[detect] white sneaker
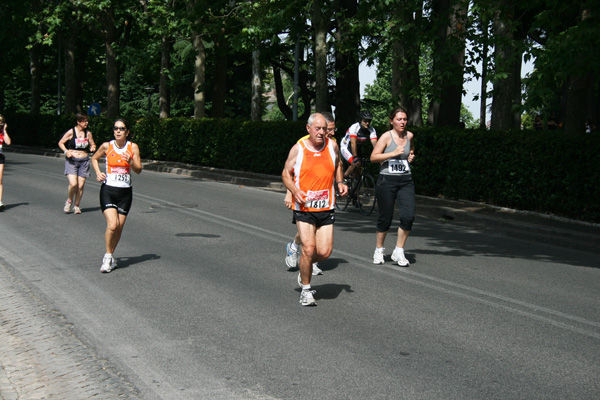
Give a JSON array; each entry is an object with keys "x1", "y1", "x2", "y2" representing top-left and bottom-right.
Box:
[
  {"x1": 297, "y1": 272, "x2": 303, "y2": 287},
  {"x1": 285, "y1": 242, "x2": 299, "y2": 269},
  {"x1": 64, "y1": 200, "x2": 72, "y2": 213},
  {"x1": 111, "y1": 256, "x2": 118, "y2": 270},
  {"x1": 373, "y1": 248, "x2": 385, "y2": 264},
  {"x1": 300, "y1": 289, "x2": 317, "y2": 306},
  {"x1": 100, "y1": 254, "x2": 114, "y2": 273},
  {"x1": 74, "y1": 206, "x2": 81, "y2": 214},
  {"x1": 312, "y1": 262, "x2": 323, "y2": 275},
  {"x1": 391, "y1": 249, "x2": 410, "y2": 267}
]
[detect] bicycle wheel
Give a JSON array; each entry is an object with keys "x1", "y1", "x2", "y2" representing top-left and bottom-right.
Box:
[
  {"x1": 335, "y1": 178, "x2": 353, "y2": 211},
  {"x1": 357, "y1": 173, "x2": 376, "y2": 216}
]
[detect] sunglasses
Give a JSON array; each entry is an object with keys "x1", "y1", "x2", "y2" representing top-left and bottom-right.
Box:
[{"x1": 113, "y1": 126, "x2": 127, "y2": 131}]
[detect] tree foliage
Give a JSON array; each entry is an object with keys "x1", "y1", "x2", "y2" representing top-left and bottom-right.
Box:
[{"x1": 0, "y1": 0, "x2": 597, "y2": 133}]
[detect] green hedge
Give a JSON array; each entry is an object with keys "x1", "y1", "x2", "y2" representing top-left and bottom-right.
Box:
[
  {"x1": 4, "y1": 113, "x2": 600, "y2": 222},
  {"x1": 414, "y1": 127, "x2": 600, "y2": 222},
  {"x1": 132, "y1": 117, "x2": 304, "y2": 174}
]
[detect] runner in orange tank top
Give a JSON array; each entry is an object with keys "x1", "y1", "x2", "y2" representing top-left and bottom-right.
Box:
[
  {"x1": 282, "y1": 113, "x2": 348, "y2": 306},
  {"x1": 92, "y1": 118, "x2": 142, "y2": 273},
  {"x1": 283, "y1": 112, "x2": 339, "y2": 276}
]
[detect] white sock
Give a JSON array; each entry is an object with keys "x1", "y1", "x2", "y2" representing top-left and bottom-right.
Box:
[
  {"x1": 301, "y1": 284, "x2": 311, "y2": 290},
  {"x1": 375, "y1": 247, "x2": 384, "y2": 252},
  {"x1": 394, "y1": 247, "x2": 404, "y2": 253},
  {"x1": 290, "y1": 242, "x2": 299, "y2": 251}
]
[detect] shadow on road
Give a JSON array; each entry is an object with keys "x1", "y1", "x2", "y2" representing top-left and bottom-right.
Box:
[
  {"x1": 114, "y1": 253, "x2": 161, "y2": 269},
  {"x1": 297, "y1": 283, "x2": 354, "y2": 301},
  {"x1": 175, "y1": 233, "x2": 221, "y2": 238},
  {"x1": 0, "y1": 202, "x2": 29, "y2": 211}
]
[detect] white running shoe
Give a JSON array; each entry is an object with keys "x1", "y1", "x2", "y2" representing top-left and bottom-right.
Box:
[
  {"x1": 64, "y1": 200, "x2": 72, "y2": 213},
  {"x1": 100, "y1": 254, "x2": 114, "y2": 273},
  {"x1": 312, "y1": 262, "x2": 323, "y2": 275},
  {"x1": 300, "y1": 289, "x2": 317, "y2": 306},
  {"x1": 391, "y1": 249, "x2": 410, "y2": 267},
  {"x1": 373, "y1": 248, "x2": 385, "y2": 264},
  {"x1": 297, "y1": 272, "x2": 302, "y2": 287},
  {"x1": 285, "y1": 242, "x2": 299, "y2": 269},
  {"x1": 74, "y1": 206, "x2": 81, "y2": 214},
  {"x1": 110, "y1": 256, "x2": 118, "y2": 270}
]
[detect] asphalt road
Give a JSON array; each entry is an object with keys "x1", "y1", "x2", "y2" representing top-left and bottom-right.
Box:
[{"x1": 1, "y1": 152, "x2": 598, "y2": 400}]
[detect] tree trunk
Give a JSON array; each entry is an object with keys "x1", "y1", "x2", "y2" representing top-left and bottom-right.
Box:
[
  {"x1": 29, "y1": 42, "x2": 42, "y2": 115},
  {"x1": 479, "y1": 16, "x2": 489, "y2": 129},
  {"x1": 312, "y1": 0, "x2": 329, "y2": 112},
  {"x1": 251, "y1": 48, "x2": 262, "y2": 121},
  {"x1": 586, "y1": 75, "x2": 599, "y2": 131},
  {"x1": 159, "y1": 35, "x2": 171, "y2": 119},
  {"x1": 105, "y1": 39, "x2": 120, "y2": 118},
  {"x1": 334, "y1": 0, "x2": 359, "y2": 129},
  {"x1": 76, "y1": 43, "x2": 87, "y2": 114},
  {"x1": 391, "y1": 1, "x2": 424, "y2": 127},
  {"x1": 428, "y1": 0, "x2": 467, "y2": 127},
  {"x1": 273, "y1": 66, "x2": 293, "y2": 120},
  {"x1": 563, "y1": 8, "x2": 593, "y2": 135},
  {"x1": 100, "y1": 9, "x2": 120, "y2": 119},
  {"x1": 212, "y1": 28, "x2": 227, "y2": 118},
  {"x1": 563, "y1": 73, "x2": 591, "y2": 135},
  {"x1": 192, "y1": 33, "x2": 206, "y2": 119},
  {"x1": 0, "y1": 47, "x2": 4, "y2": 111},
  {"x1": 490, "y1": 8, "x2": 522, "y2": 131},
  {"x1": 63, "y1": 34, "x2": 78, "y2": 115},
  {"x1": 392, "y1": 40, "x2": 423, "y2": 127}
]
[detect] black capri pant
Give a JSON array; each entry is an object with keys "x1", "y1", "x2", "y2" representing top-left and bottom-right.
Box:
[{"x1": 376, "y1": 174, "x2": 415, "y2": 232}]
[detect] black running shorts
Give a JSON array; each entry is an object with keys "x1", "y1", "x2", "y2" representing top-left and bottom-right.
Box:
[
  {"x1": 99, "y1": 184, "x2": 133, "y2": 215},
  {"x1": 293, "y1": 210, "x2": 335, "y2": 227}
]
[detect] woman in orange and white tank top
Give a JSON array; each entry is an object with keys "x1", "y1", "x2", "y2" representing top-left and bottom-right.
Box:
[
  {"x1": 92, "y1": 118, "x2": 142, "y2": 273},
  {"x1": 0, "y1": 114, "x2": 12, "y2": 211}
]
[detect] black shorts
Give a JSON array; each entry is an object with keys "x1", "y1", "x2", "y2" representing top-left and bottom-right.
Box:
[
  {"x1": 99, "y1": 184, "x2": 133, "y2": 215},
  {"x1": 0, "y1": 153, "x2": 5, "y2": 164},
  {"x1": 293, "y1": 210, "x2": 335, "y2": 227}
]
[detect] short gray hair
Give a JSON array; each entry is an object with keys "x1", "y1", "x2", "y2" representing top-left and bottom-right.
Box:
[{"x1": 307, "y1": 112, "x2": 324, "y2": 126}]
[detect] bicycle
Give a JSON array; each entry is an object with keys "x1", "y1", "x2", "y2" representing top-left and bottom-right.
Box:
[{"x1": 335, "y1": 159, "x2": 377, "y2": 216}]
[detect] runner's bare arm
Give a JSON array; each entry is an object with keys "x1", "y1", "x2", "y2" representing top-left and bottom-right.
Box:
[
  {"x1": 129, "y1": 143, "x2": 142, "y2": 174},
  {"x1": 282, "y1": 144, "x2": 306, "y2": 204},
  {"x1": 91, "y1": 142, "x2": 109, "y2": 181}
]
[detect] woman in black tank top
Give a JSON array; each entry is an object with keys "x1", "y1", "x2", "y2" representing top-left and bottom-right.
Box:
[{"x1": 58, "y1": 113, "x2": 97, "y2": 214}]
